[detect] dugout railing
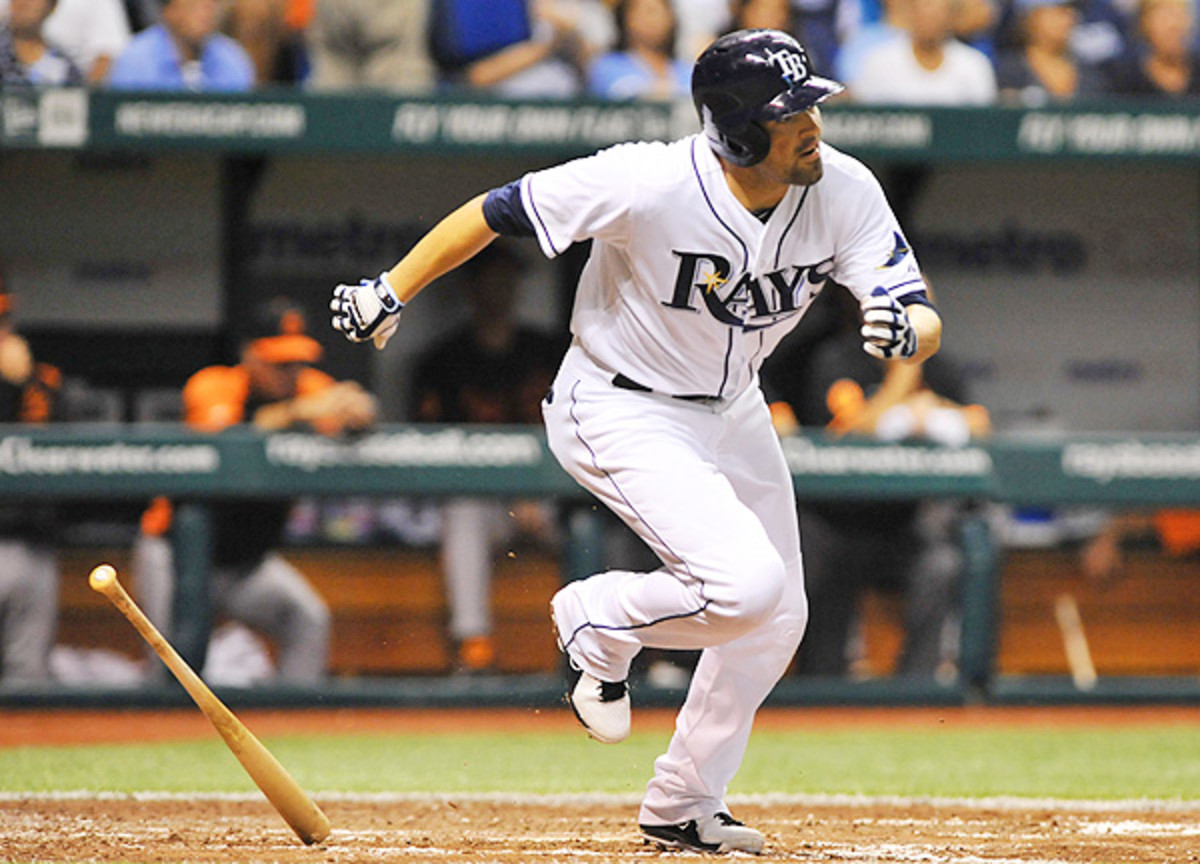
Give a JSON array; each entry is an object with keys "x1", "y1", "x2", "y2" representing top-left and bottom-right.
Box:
[{"x1": 1, "y1": 424, "x2": 1198, "y2": 708}]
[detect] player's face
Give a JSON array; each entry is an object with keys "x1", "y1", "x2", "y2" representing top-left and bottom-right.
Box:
[
  {"x1": 247, "y1": 355, "x2": 304, "y2": 402},
  {"x1": 164, "y1": 0, "x2": 227, "y2": 46},
  {"x1": 8, "y1": 0, "x2": 55, "y2": 34},
  {"x1": 759, "y1": 107, "x2": 825, "y2": 187}
]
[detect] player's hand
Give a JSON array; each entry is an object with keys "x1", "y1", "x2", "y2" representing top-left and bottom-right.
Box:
[
  {"x1": 331, "y1": 272, "x2": 404, "y2": 350},
  {"x1": 860, "y1": 288, "x2": 917, "y2": 360},
  {"x1": 0, "y1": 331, "x2": 33, "y2": 385}
]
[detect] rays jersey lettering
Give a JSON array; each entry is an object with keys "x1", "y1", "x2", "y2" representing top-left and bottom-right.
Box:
[{"x1": 664, "y1": 252, "x2": 834, "y2": 330}]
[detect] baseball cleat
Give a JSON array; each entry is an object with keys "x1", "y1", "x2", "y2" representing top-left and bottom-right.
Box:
[
  {"x1": 551, "y1": 599, "x2": 630, "y2": 744},
  {"x1": 565, "y1": 665, "x2": 630, "y2": 744},
  {"x1": 640, "y1": 812, "x2": 765, "y2": 855}
]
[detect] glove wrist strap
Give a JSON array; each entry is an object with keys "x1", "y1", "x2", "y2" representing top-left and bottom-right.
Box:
[{"x1": 375, "y1": 271, "x2": 404, "y2": 315}]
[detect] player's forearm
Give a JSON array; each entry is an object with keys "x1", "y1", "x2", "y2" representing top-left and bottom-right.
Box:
[
  {"x1": 384, "y1": 195, "x2": 499, "y2": 304},
  {"x1": 905, "y1": 304, "x2": 942, "y2": 365},
  {"x1": 251, "y1": 401, "x2": 297, "y2": 431}
]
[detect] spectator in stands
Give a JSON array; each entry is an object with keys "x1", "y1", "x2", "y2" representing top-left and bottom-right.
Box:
[
  {"x1": 122, "y1": 0, "x2": 161, "y2": 32},
  {"x1": 408, "y1": 243, "x2": 567, "y2": 673},
  {"x1": 718, "y1": 0, "x2": 846, "y2": 82},
  {"x1": 41, "y1": 0, "x2": 132, "y2": 85},
  {"x1": 991, "y1": 0, "x2": 1131, "y2": 69},
  {"x1": 838, "y1": 0, "x2": 996, "y2": 82},
  {"x1": 106, "y1": 0, "x2": 254, "y2": 90},
  {"x1": 672, "y1": 0, "x2": 733, "y2": 60},
  {"x1": 837, "y1": 0, "x2": 910, "y2": 83},
  {"x1": 1104, "y1": 0, "x2": 1198, "y2": 95},
  {"x1": 0, "y1": 280, "x2": 63, "y2": 685},
  {"x1": 227, "y1": 0, "x2": 311, "y2": 85},
  {"x1": 428, "y1": 0, "x2": 612, "y2": 99},
  {"x1": 764, "y1": 285, "x2": 989, "y2": 679},
  {"x1": 132, "y1": 299, "x2": 376, "y2": 684},
  {"x1": 306, "y1": 0, "x2": 433, "y2": 91},
  {"x1": 589, "y1": 0, "x2": 690, "y2": 100},
  {"x1": 995, "y1": 0, "x2": 1108, "y2": 103},
  {"x1": 724, "y1": 0, "x2": 847, "y2": 81},
  {"x1": 0, "y1": 0, "x2": 132, "y2": 84},
  {"x1": 850, "y1": 0, "x2": 998, "y2": 103},
  {"x1": 726, "y1": 0, "x2": 794, "y2": 32},
  {"x1": 0, "y1": 0, "x2": 84, "y2": 85}
]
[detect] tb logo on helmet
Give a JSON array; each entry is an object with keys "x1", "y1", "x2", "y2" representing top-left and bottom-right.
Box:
[{"x1": 764, "y1": 47, "x2": 808, "y2": 88}]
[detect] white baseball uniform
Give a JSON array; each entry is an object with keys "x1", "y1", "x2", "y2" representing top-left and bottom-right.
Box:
[{"x1": 525, "y1": 133, "x2": 924, "y2": 825}]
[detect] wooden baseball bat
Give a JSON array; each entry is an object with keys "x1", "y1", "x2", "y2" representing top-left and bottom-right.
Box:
[
  {"x1": 1054, "y1": 592, "x2": 1098, "y2": 692},
  {"x1": 88, "y1": 564, "x2": 332, "y2": 845}
]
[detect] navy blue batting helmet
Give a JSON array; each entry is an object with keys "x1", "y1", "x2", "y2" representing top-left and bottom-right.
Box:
[{"x1": 691, "y1": 29, "x2": 843, "y2": 167}]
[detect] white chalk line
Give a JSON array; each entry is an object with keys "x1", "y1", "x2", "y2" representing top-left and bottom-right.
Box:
[{"x1": 1, "y1": 789, "x2": 1198, "y2": 813}]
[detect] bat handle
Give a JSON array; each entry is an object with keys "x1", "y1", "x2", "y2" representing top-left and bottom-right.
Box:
[{"x1": 90, "y1": 564, "x2": 206, "y2": 697}]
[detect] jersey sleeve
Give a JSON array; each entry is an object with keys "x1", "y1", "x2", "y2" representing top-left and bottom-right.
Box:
[
  {"x1": 830, "y1": 168, "x2": 924, "y2": 305},
  {"x1": 519, "y1": 144, "x2": 638, "y2": 259}
]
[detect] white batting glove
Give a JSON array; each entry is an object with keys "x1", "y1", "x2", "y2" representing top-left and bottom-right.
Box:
[
  {"x1": 330, "y1": 271, "x2": 404, "y2": 350},
  {"x1": 861, "y1": 287, "x2": 917, "y2": 360}
]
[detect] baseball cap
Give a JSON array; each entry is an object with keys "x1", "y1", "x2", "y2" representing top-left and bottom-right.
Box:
[{"x1": 245, "y1": 298, "x2": 323, "y2": 365}]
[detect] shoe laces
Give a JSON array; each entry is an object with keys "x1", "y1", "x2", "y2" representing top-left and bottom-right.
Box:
[{"x1": 714, "y1": 812, "x2": 744, "y2": 827}]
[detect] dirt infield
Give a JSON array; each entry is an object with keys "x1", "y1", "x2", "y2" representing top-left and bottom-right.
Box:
[
  {"x1": 3, "y1": 706, "x2": 1199, "y2": 863},
  {"x1": 4, "y1": 795, "x2": 1200, "y2": 863}
]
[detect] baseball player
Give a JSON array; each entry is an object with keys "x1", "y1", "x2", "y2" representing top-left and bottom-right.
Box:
[
  {"x1": 133, "y1": 300, "x2": 374, "y2": 684},
  {"x1": 0, "y1": 285, "x2": 62, "y2": 684},
  {"x1": 331, "y1": 29, "x2": 942, "y2": 854}
]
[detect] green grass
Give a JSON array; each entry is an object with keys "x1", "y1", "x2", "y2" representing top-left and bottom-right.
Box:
[{"x1": 3, "y1": 725, "x2": 1199, "y2": 801}]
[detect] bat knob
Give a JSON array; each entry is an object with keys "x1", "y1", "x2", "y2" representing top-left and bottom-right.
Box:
[{"x1": 89, "y1": 564, "x2": 118, "y2": 593}]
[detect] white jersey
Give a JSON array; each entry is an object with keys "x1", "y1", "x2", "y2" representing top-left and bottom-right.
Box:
[
  {"x1": 852, "y1": 37, "x2": 997, "y2": 106},
  {"x1": 519, "y1": 133, "x2": 922, "y2": 400}
]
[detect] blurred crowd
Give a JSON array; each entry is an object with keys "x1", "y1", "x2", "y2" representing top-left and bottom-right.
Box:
[{"x1": 0, "y1": 0, "x2": 1197, "y2": 102}]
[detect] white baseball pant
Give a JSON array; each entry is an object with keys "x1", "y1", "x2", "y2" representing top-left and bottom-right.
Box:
[
  {"x1": 0, "y1": 539, "x2": 58, "y2": 682},
  {"x1": 132, "y1": 535, "x2": 331, "y2": 683},
  {"x1": 543, "y1": 343, "x2": 808, "y2": 826}
]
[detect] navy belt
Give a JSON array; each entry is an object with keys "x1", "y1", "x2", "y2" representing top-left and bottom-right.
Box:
[{"x1": 612, "y1": 373, "x2": 723, "y2": 405}]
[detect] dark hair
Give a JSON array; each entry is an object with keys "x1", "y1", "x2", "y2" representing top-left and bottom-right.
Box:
[{"x1": 613, "y1": 0, "x2": 679, "y2": 55}]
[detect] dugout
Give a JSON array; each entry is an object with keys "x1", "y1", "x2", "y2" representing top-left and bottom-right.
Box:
[{"x1": 1, "y1": 89, "x2": 1198, "y2": 707}]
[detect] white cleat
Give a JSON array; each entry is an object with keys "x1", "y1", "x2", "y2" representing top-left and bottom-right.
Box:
[
  {"x1": 551, "y1": 593, "x2": 631, "y2": 744},
  {"x1": 640, "y1": 812, "x2": 765, "y2": 855},
  {"x1": 566, "y1": 666, "x2": 630, "y2": 744}
]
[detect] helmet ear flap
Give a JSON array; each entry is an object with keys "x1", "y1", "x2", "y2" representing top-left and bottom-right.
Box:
[
  {"x1": 716, "y1": 120, "x2": 771, "y2": 167},
  {"x1": 700, "y1": 105, "x2": 772, "y2": 167},
  {"x1": 736, "y1": 121, "x2": 771, "y2": 166}
]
